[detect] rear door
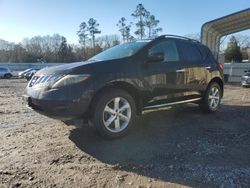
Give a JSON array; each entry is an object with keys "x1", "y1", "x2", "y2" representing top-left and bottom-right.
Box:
[{"x1": 176, "y1": 40, "x2": 208, "y2": 97}]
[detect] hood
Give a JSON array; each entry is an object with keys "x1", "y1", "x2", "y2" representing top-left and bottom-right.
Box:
[{"x1": 36, "y1": 61, "x2": 98, "y2": 75}]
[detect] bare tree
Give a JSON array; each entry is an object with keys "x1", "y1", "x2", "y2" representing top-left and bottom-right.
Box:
[
  {"x1": 0, "y1": 39, "x2": 15, "y2": 50},
  {"x1": 96, "y1": 34, "x2": 120, "y2": 50},
  {"x1": 234, "y1": 34, "x2": 250, "y2": 48}
]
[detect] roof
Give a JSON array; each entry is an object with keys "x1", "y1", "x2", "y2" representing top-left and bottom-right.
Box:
[{"x1": 201, "y1": 8, "x2": 250, "y2": 58}]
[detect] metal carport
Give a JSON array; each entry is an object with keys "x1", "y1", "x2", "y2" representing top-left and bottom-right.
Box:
[{"x1": 201, "y1": 8, "x2": 250, "y2": 59}]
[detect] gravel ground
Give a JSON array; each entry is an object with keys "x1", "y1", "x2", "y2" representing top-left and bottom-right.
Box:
[{"x1": 0, "y1": 79, "x2": 250, "y2": 188}]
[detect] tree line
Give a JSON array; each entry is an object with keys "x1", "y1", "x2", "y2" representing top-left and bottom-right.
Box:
[
  {"x1": 0, "y1": 3, "x2": 162, "y2": 63},
  {"x1": 0, "y1": 3, "x2": 249, "y2": 63},
  {"x1": 76, "y1": 4, "x2": 162, "y2": 49},
  {"x1": 0, "y1": 33, "x2": 121, "y2": 63}
]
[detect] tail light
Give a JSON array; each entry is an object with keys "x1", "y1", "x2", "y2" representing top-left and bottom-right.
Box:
[{"x1": 218, "y1": 63, "x2": 224, "y2": 71}]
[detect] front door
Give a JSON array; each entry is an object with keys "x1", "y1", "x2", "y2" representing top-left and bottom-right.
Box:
[{"x1": 141, "y1": 39, "x2": 188, "y2": 106}]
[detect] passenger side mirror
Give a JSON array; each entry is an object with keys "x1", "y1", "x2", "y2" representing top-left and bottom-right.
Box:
[{"x1": 147, "y1": 52, "x2": 164, "y2": 63}]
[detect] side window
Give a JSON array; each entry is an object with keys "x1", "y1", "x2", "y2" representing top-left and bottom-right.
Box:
[
  {"x1": 149, "y1": 40, "x2": 179, "y2": 62},
  {"x1": 178, "y1": 41, "x2": 202, "y2": 62}
]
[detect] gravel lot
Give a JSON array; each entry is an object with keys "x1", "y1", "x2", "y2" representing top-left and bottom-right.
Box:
[{"x1": 0, "y1": 79, "x2": 250, "y2": 188}]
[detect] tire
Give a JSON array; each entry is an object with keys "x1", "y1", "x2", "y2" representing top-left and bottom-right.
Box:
[
  {"x1": 4, "y1": 74, "x2": 12, "y2": 79},
  {"x1": 242, "y1": 84, "x2": 249, "y2": 88},
  {"x1": 199, "y1": 82, "x2": 222, "y2": 113},
  {"x1": 91, "y1": 88, "x2": 136, "y2": 139}
]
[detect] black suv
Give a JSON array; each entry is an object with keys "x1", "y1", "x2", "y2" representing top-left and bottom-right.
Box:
[{"x1": 24, "y1": 35, "x2": 224, "y2": 139}]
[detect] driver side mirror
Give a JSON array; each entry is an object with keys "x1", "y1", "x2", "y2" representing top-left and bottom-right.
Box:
[{"x1": 147, "y1": 52, "x2": 164, "y2": 63}]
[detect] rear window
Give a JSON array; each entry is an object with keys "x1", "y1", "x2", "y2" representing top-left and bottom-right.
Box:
[{"x1": 178, "y1": 41, "x2": 202, "y2": 62}]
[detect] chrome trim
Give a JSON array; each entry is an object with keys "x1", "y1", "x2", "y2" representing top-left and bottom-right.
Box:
[
  {"x1": 143, "y1": 98, "x2": 202, "y2": 110},
  {"x1": 176, "y1": 69, "x2": 185, "y2": 73}
]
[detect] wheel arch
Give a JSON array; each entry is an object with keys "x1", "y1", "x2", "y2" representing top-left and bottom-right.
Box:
[
  {"x1": 209, "y1": 77, "x2": 224, "y2": 96},
  {"x1": 88, "y1": 81, "x2": 142, "y2": 117}
]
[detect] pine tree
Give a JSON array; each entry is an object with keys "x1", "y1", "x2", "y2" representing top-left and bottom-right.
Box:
[
  {"x1": 131, "y1": 4, "x2": 150, "y2": 39},
  {"x1": 145, "y1": 15, "x2": 162, "y2": 38},
  {"x1": 225, "y1": 36, "x2": 243, "y2": 62},
  {"x1": 87, "y1": 18, "x2": 101, "y2": 49},
  {"x1": 77, "y1": 22, "x2": 88, "y2": 49},
  {"x1": 117, "y1": 17, "x2": 132, "y2": 42}
]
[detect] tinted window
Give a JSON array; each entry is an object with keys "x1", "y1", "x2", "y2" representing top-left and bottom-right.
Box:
[
  {"x1": 149, "y1": 40, "x2": 179, "y2": 62},
  {"x1": 197, "y1": 45, "x2": 210, "y2": 60},
  {"x1": 178, "y1": 41, "x2": 202, "y2": 61},
  {"x1": 0, "y1": 68, "x2": 7, "y2": 71}
]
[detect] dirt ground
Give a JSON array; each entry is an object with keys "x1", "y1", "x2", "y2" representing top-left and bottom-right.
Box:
[{"x1": 0, "y1": 79, "x2": 250, "y2": 188}]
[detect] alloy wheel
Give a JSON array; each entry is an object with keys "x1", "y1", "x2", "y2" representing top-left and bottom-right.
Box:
[
  {"x1": 208, "y1": 87, "x2": 220, "y2": 109},
  {"x1": 103, "y1": 97, "x2": 131, "y2": 133}
]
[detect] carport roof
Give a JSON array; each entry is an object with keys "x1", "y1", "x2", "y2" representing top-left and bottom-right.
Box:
[{"x1": 201, "y1": 8, "x2": 250, "y2": 57}]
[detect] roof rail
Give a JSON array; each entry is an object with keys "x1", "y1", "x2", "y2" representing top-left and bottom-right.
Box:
[{"x1": 155, "y1": 34, "x2": 200, "y2": 43}]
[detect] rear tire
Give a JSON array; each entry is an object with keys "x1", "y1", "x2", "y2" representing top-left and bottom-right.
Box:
[
  {"x1": 91, "y1": 88, "x2": 136, "y2": 139},
  {"x1": 200, "y1": 82, "x2": 222, "y2": 113}
]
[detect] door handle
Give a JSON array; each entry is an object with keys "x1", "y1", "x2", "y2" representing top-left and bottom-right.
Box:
[
  {"x1": 205, "y1": 66, "x2": 211, "y2": 70},
  {"x1": 176, "y1": 69, "x2": 185, "y2": 73}
]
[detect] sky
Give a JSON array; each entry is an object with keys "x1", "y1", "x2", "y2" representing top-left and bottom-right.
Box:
[{"x1": 0, "y1": 0, "x2": 249, "y2": 44}]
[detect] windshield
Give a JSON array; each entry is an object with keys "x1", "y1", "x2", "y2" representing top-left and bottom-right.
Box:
[{"x1": 89, "y1": 41, "x2": 149, "y2": 61}]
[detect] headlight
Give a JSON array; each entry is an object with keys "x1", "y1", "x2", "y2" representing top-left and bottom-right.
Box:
[{"x1": 51, "y1": 74, "x2": 90, "y2": 88}]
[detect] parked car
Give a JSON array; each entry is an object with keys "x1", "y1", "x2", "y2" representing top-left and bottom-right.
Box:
[
  {"x1": 241, "y1": 70, "x2": 250, "y2": 87},
  {"x1": 0, "y1": 67, "x2": 12, "y2": 79},
  {"x1": 18, "y1": 68, "x2": 34, "y2": 78},
  {"x1": 24, "y1": 35, "x2": 224, "y2": 139},
  {"x1": 24, "y1": 69, "x2": 39, "y2": 81}
]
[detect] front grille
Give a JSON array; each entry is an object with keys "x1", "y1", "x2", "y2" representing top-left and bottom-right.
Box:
[
  {"x1": 29, "y1": 75, "x2": 62, "y2": 87},
  {"x1": 29, "y1": 76, "x2": 40, "y2": 87}
]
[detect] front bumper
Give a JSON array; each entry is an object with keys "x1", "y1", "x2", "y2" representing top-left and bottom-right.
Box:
[
  {"x1": 242, "y1": 82, "x2": 250, "y2": 86},
  {"x1": 24, "y1": 83, "x2": 94, "y2": 120},
  {"x1": 241, "y1": 79, "x2": 250, "y2": 86}
]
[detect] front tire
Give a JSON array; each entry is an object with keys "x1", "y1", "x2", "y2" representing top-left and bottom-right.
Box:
[
  {"x1": 91, "y1": 88, "x2": 136, "y2": 139},
  {"x1": 200, "y1": 82, "x2": 222, "y2": 113}
]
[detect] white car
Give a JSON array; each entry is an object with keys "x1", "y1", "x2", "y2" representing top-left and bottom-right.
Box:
[
  {"x1": 0, "y1": 67, "x2": 12, "y2": 79},
  {"x1": 24, "y1": 69, "x2": 39, "y2": 81},
  {"x1": 18, "y1": 68, "x2": 34, "y2": 78},
  {"x1": 241, "y1": 70, "x2": 250, "y2": 87}
]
